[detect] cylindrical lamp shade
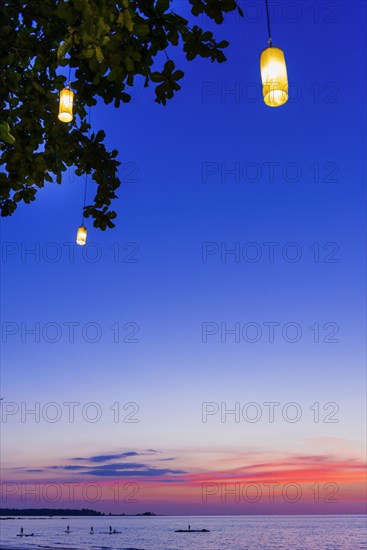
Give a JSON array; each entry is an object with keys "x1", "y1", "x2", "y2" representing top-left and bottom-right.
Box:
[
  {"x1": 260, "y1": 47, "x2": 288, "y2": 107},
  {"x1": 76, "y1": 225, "x2": 87, "y2": 246},
  {"x1": 58, "y1": 87, "x2": 74, "y2": 122}
]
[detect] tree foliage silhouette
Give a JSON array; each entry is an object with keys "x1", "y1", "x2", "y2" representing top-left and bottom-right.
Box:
[{"x1": 0, "y1": 0, "x2": 242, "y2": 229}]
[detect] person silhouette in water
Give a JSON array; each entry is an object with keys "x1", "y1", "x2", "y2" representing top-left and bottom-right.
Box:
[
  {"x1": 90, "y1": 527, "x2": 94, "y2": 534},
  {"x1": 188, "y1": 525, "x2": 191, "y2": 531}
]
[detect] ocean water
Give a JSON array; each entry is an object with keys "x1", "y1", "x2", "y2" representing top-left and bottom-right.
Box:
[{"x1": 0, "y1": 515, "x2": 366, "y2": 550}]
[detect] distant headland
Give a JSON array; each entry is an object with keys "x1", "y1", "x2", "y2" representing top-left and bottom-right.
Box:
[
  {"x1": 0, "y1": 508, "x2": 103, "y2": 517},
  {"x1": 0, "y1": 508, "x2": 157, "y2": 517}
]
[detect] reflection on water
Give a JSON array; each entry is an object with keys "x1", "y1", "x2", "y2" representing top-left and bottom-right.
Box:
[{"x1": 0, "y1": 515, "x2": 366, "y2": 550}]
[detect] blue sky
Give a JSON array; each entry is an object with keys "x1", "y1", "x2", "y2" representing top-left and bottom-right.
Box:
[{"x1": 1, "y1": 0, "x2": 366, "y2": 514}]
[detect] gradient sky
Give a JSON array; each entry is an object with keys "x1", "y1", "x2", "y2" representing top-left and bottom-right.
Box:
[{"x1": 1, "y1": 0, "x2": 366, "y2": 515}]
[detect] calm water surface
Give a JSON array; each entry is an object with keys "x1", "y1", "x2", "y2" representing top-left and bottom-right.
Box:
[{"x1": 0, "y1": 515, "x2": 366, "y2": 550}]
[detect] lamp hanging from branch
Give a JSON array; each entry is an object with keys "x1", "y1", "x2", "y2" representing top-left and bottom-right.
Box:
[
  {"x1": 76, "y1": 223, "x2": 87, "y2": 246},
  {"x1": 58, "y1": 85, "x2": 74, "y2": 122},
  {"x1": 76, "y1": 173, "x2": 88, "y2": 246},
  {"x1": 76, "y1": 107, "x2": 91, "y2": 246},
  {"x1": 260, "y1": 0, "x2": 288, "y2": 107}
]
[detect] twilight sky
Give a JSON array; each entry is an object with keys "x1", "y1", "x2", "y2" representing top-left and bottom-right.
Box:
[{"x1": 1, "y1": 0, "x2": 366, "y2": 515}]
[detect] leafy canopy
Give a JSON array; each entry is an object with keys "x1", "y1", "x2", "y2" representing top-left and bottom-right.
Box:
[{"x1": 0, "y1": 0, "x2": 243, "y2": 229}]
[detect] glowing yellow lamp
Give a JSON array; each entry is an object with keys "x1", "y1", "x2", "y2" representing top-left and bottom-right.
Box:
[
  {"x1": 260, "y1": 46, "x2": 288, "y2": 107},
  {"x1": 76, "y1": 225, "x2": 87, "y2": 246},
  {"x1": 58, "y1": 86, "x2": 74, "y2": 122}
]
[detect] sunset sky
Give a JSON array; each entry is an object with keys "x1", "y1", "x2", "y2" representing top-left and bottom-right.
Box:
[{"x1": 1, "y1": 1, "x2": 366, "y2": 515}]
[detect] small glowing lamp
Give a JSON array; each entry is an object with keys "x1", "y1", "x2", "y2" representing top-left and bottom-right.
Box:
[
  {"x1": 76, "y1": 225, "x2": 87, "y2": 246},
  {"x1": 58, "y1": 86, "x2": 74, "y2": 122},
  {"x1": 260, "y1": 46, "x2": 288, "y2": 107}
]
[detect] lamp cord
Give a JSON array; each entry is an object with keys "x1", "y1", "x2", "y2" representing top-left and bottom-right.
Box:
[
  {"x1": 81, "y1": 172, "x2": 87, "y2": 225},
  {"x1": 265, "y1": 0, "x2": 272, "y2": 46},
  {"x1": 81, "y1": 107, "x2": 91, "y2": 226}
]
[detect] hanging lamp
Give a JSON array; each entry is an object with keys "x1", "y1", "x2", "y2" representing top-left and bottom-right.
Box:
[
  {"x1": 76, "y1": 224, "x2": 87, "y2": 245},
  {"x1": 260, "y1": 0, "x2": 288, "y2": 107},
  {"x1": 76, "y1": 172, "x2": 88, "y2": 246},
  {"x1": 58, "y1": 85, "x2": 74, "y2": 122}
]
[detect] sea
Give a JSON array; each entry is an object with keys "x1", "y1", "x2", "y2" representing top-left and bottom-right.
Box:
[{"x1": 0, "y1": 515, "x2": 366, "y2": 550}]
